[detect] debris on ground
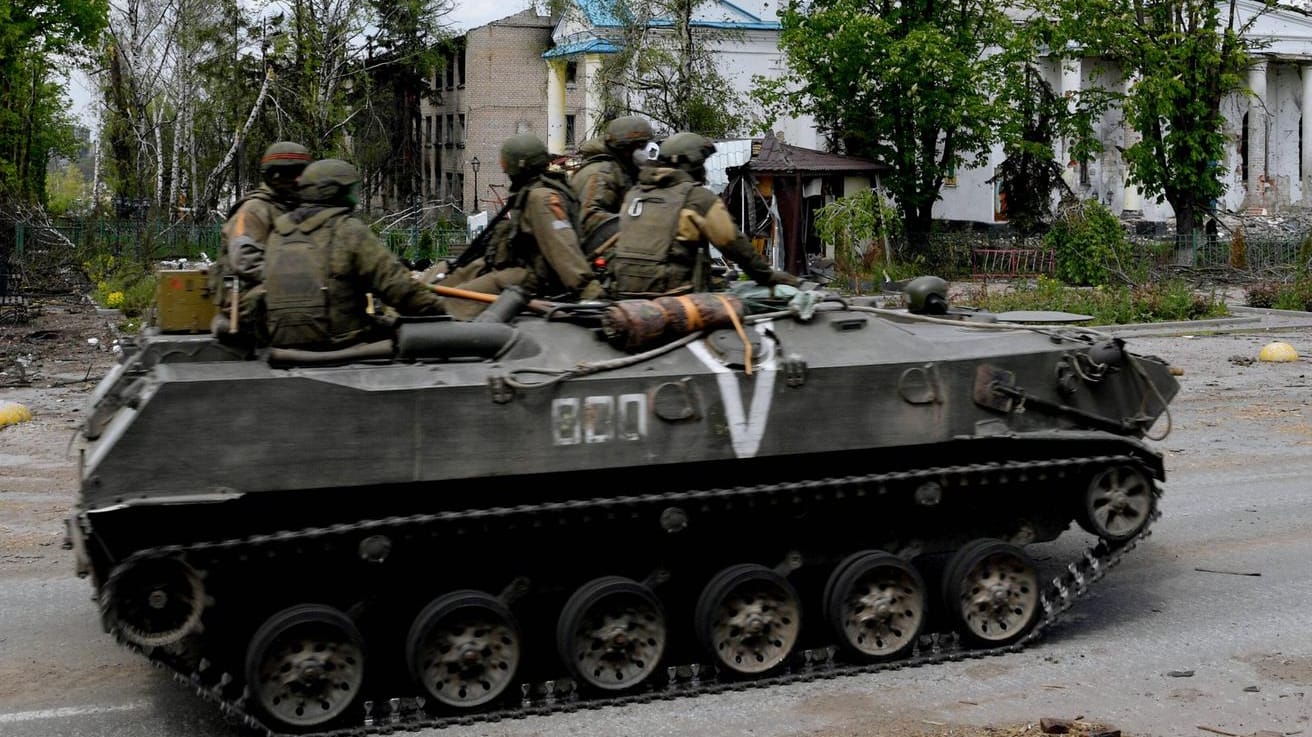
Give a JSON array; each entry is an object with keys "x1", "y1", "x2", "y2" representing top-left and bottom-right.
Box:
[
  {"x1": 1258, "y1": 341, "x2": 1299, "y2": 362},
  {"x1": 0, "y1": 400, "x2": 33, "y2": 427}
]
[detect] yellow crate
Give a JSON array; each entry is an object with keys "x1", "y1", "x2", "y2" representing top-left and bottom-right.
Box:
[{"x1": 155, "y1": 269, "x2": 218, "y2": 333}]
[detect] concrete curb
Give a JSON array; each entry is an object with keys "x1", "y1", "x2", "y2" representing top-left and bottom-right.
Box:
[{"x1": 1106, "y1": 304, "x2": 1312, "y2": 337}]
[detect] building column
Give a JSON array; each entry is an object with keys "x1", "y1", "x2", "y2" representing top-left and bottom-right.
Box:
[
  {"x1": 1246, "y1": 60, "x2": 1268, "y2": 209},
  {"x1": 1059, "y1": 59, "x2": 1083, "y2": 190},
  {"x1": 546, "y1": 59, "x2": 567, "y2": 154},
  {"x1": 1122, "y1": 72, "x2": 1143, "y2": 217},
  {"x1": 1302, "y1": 64, "x2": 1312, "y2": 202},
  {"x1": 583, "y1": 54, "x2": 604, "y2": 139}
]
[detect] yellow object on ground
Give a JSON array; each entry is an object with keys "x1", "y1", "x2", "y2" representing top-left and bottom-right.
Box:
[
  {"x1": 1258, "y1": 341, "x2": 1300, "y2": 362},
  {"x1": 0, "y1": 401, "x2": 34, "y2": 427}
]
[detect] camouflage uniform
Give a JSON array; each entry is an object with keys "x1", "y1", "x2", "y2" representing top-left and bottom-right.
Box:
[
  {"x1": 569, "y1": 117, "x2": 654, "y2": 254},
  {"x1": 262, "y1": 160, "x2": 443, "y2": 349},
  {"x1": 218, "y1": 184, "x2": 286, "y2": 285},
  {"x1": 610, "y1": 165, "x2": 799, "y2": 296},
  {"x1": 210, "y1": 142, "x2": 311, "y2": 337},
  {"x1": 443, "y1": 134, "x2": 601, "y2": 320}
]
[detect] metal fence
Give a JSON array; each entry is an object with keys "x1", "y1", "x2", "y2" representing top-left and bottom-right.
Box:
[
  {"x1": 17, "y1": 220, "x2": 469, "y2": 266},
  {"x1": 911, "y1": 231, "x2": 1307, "y2": 281},
  {"x1": 379, "y1": 227, "x2": 468, "y2": 265},
  {"x1": 28, "y1": 220, "x2": 224, "y2": 262}
]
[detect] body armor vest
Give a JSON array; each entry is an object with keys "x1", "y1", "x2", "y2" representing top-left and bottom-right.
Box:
[
  {"x1": 263, "y1": 218, "x2": 337, "y2": 348},
  {"x1": 610, "y1": 180, "x2": 697, "y2": 295}
]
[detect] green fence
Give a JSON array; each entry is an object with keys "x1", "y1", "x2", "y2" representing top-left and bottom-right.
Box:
[
  {"x1": 20, "y1": 220, "x2": 469, "y2": 267},
  {"x1": 909, "y1": 231, "x2": 1306, "y2": 280},
  {"x1": 378, "y1": 227, "x2": 468, "y2": 265},
  {"x1": 29, "y1": 220, "x2": 223, "y2": 262}
]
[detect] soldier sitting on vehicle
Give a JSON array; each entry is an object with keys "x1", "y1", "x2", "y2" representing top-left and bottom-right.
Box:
[
  {"x1": 608, "y1": 132, "x2": 800, "y2": 297},
  {"x1": 210, "y1": 141, "x2": 312, "y2": 339},
  {"x1": 436, "y1": 133, "x2": 604, "y2": 320},
  {"x1": 569, "y1": 115, "x2": 655, "y2": 256},
  {"x1": 261, "y1": 159, "x2": 445, "y2": 349}
]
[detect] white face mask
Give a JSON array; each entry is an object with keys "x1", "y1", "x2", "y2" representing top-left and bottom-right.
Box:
[{"x1": 633, "y1": 141, "x2": 659, "y2": 168}]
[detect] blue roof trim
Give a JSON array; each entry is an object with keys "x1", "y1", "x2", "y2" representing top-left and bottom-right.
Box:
[
  {"x1": 576, "y1": 0, "x2": 624, "y2": 26},
  {"x1": 543, "y1": 38, "x2": 621, "y2": 58},
  {"x1": 572, "y1": 0, "x2": 778, "y2": 29},
  {"x1": 645, "y1": 18, "x2": 779, "y2": 30},
  {"x1": 717, "y1": 0, "x2": 765, "y2": 22}
]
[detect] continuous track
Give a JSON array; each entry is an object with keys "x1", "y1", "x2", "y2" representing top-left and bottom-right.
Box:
[{"x1": 97, "y1": 452, "x2": 1161, "y2": 737}]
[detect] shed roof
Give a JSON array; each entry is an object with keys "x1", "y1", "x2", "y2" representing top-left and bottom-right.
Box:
[{"x1": 738, "y1": 132, "x2": 886, "y2": 175}]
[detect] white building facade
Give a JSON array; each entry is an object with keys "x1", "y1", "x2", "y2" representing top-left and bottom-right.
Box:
[
  {"x1": 938, "y1": 1, "x2": 1312, "y2": 226},
  {"x1": 543, "y1": 0, "x2": 819, "y2": 152}
]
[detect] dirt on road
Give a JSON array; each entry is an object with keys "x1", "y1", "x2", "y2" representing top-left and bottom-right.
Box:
[
  {"x1": 1, "y1": 297, "x2": 117, "y2": 576},
  {"x1": 9, "y1": 295, "x2": 1309, "y2": 737}
]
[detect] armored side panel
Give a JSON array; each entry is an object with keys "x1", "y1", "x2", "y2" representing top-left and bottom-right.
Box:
[{"x1": 67, "y1": 290, "x2": 1180, "y2": 735}]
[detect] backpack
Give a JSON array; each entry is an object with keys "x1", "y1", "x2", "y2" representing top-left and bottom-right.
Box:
[
  {"x1": 609, "y1": 180, "x2": 697, "y2": 295},
  {"x1": 263, "y1": 225, "x2": 334, "y2": 348}
]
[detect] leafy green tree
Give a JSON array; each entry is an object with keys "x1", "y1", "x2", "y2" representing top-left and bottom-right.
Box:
[
  {"x1": 755, "y1": 0, "x2": 1020, "y2": 252},
  {"x1": 0, "y1": 0, "x2": 107, "y2": 202},
  {"x1": 46, "y1": 160, "x2": 90, "y2": 216},
  {"x1": 814, "y1": 188, "x2": 902, "y2": 291},
  {"x1": 1038, "y1": 0, "x2": 1264, "y2": 242},
  {"x1": 993, "y1": 60, "x2": 1110, "y2": 238}
]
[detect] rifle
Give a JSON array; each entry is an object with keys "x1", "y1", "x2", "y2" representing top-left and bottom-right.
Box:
[{"x1": 452, "y1": 198, "x2": 516, "y2": 271}]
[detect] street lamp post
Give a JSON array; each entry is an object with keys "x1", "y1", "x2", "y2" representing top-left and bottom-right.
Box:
[{"x1": 470, "y1": 156, "x2": 480, "y2": 214}]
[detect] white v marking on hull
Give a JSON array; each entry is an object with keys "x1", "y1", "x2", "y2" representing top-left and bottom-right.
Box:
[{"x1": 686, "y1": 320, "x2": 777, "y2": 458}]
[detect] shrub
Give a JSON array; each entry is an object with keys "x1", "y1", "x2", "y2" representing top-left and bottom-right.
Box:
[
  {"x1": 1272, "y1": 274, "x2": 1312, "y2": 312},
  {"x1": 1229, "y1": 226, "x2": 1248, "y2": 269},
  {"x1": 961, "y1": 277, "x2": 1226, "y2": 325},
  {"x1": 1245, "y1": 281, "x2": 1280, "y2": 308},
  {"x1": 84, "y1": 254, "x2": 158, "y2": 319},
  {"x1": 1045, "y1": 199, "x2": 1131, "y2": 286},
  {"x1": 1246, "y1": 277, "x2": 1312, "y2": 312}
]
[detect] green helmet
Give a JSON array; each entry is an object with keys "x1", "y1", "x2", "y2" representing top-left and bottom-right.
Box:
[
  {"x1": 298, "y1": 159, "x2": 360, "y2": 205},
  {"x1": 604, "y1": 116, "x2": 654, "y2": 149},
  {"x1": 259, "y1": 141, "x2": 312, "y2": 174},
  {"x1": 499, "y1": 134, "x2": 550, "y2": 181},
  {"x1": 905, "y1": 275, "x2": 949, "y2": 314},
  {"x1": 657, "y1": 132, "x2": 716, "y2": 170}
]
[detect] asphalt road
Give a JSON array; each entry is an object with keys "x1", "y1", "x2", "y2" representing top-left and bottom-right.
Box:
[{"x1": 2, "y1": 317, "x2": 1309, "y2": 737}]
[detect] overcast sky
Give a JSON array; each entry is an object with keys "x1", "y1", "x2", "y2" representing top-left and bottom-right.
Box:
[
  {"x1": 452, "y1": 0, "x2": 535, "y2": 30},
  {"x1": 65, "y1": 1, "x2": 538, "y2": 130}
]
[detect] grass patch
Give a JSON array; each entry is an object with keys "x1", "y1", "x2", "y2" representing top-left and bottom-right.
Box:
[
  {"x1": 1245, "y1": 275, "x2": 1312, "y2": 311},
  {"x1": 955, "y1": 277, "x2": 1229, "y2": 326},
  {"x1": 83, "y1": 254, "x2": 158, "y2": 328}
]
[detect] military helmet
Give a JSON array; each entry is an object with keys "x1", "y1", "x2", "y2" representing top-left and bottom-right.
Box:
[
  {"x1": 905, "y1": 275, "x2": 950, "y2": 315},
  {"x1": 657, "y1": 132, "x2": 716, "y2": 170},
  {"x1": 604, "y1": 116, "x2": 654, "y2": 149},
  {"x1": 298, "y1": 158, "x2": 360, "y2": 205},
  {"x1": 259, "y1": 141, "x2": 312, "y2": 174},
  {"x1": 499, "y1": 134, "x2": 551, "y2": 180}
]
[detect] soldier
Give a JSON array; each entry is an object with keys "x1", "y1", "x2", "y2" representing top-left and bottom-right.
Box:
[
  {"x1": 569, "y1": 115, "x2": 654, "y2": 255},
  {"x1": 210, "y1": 141, "x2": 312, "y2": 336},
  {"x1": 262, "y1": 159, "x2": 444, "y2": 349},
  {"x1": 440, "y1": 133, "x2": 603, "y2": 320},
  {"x1": 608, "y1": 132, "x2": 800, "y2": 297}
]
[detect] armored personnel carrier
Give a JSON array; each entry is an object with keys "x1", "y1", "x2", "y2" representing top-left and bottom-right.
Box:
[{"x1": 66, "y1": 282, "x2": 1179, "y2": 734}]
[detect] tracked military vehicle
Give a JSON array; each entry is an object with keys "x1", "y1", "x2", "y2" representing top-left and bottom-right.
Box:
[{"x1": 66, "y1": 281, "x2": 1179, "y2": 735}]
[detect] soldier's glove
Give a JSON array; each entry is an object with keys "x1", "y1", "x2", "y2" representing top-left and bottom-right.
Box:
[
  {"x1": 768, "y1": 271, "x2": 802, "y2": 288},
  {"x1": 579, "y1": 280, "x2": 608, "y2": 301}
]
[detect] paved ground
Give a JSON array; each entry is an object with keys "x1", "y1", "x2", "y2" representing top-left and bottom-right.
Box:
[{"x1": 2, "y1": 296, "x2": 1310, "y2": 737}]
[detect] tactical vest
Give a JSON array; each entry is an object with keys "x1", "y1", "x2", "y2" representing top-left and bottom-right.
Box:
[
  {"x1": 263, "y1": 219, "x2": 336, "y2": 349},
  {"x1": 609, "y1": 180, "x2": 697, "y2": 295},
  {"x1": 492, "y1": 174, "x2": 581, "y2": 293},
  {"x1": 209, "y1": 189, "x2": 281, "y2": 307}
]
